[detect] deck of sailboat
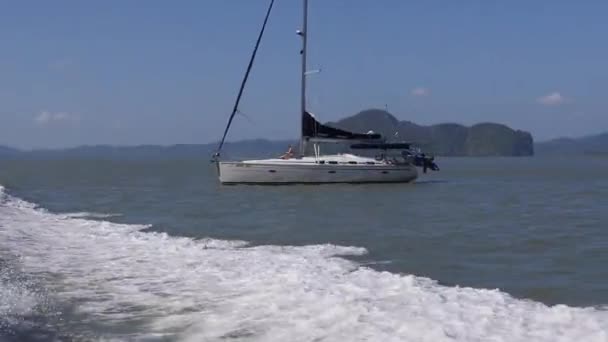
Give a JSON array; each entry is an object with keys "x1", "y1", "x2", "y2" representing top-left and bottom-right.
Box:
[
  {"x1": 233, "y1": 154, "x2": 389, "y2": 166},
  {"x1": 220, "y1": 154, "x2": 417, "y2": 169}
]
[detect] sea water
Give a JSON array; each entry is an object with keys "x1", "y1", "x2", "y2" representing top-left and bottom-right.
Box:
[{"x1": 1, "y1": 157, "x2": 607, "y2": 341}]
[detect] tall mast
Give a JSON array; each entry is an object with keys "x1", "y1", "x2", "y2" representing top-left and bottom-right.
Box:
[{"x1": 298, "y1": 0, "x2": 309, "y2": 155}]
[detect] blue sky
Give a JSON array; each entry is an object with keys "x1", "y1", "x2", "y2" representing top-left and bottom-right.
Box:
[{"x1": 1, "y1": 0, "x2": 607, "y2": 149}]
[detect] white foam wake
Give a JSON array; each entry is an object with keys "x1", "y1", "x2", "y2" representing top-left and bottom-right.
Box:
[
  {"x1": 0, "y1": 267, "x2": 38, "y2": 332},
  {"x1": 0, "y1": 185, "x2": 607, "y2": 341},
  {"x1": 63, "y1": 212, "x2": 123, "y2": 219}
]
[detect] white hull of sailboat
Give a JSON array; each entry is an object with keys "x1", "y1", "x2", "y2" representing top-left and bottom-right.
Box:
[{"x1": 218, "y1": 159, "x2": 418, "y2": 184}]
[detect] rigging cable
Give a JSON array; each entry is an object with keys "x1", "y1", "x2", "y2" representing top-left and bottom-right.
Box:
[{"x1": 213, "y1": 0, "x2": 275, "y2": 160}]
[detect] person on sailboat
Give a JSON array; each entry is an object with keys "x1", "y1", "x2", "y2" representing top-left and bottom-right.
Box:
[{"x1": 280, "y1": 145, "x2": 295, "y2": 159}]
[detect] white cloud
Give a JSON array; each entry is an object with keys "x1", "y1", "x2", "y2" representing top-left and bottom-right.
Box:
[
  {"x1": 35, "y1": 111, "x2": 76, "y2": 124},
  {"x1": 537, "y1": 92, "x2": 565, "y2": 106},
  {"x1": 411, "y1": 87, "x2": 429, "y2": 97}
]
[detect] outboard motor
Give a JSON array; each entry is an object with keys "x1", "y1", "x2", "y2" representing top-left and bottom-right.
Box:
[
  {"x1": 422, "y1": 155, "x2": 440, "y2": 173},
  {"x1": 404, "y1": 150, "x2": 439, "y2": 173}
]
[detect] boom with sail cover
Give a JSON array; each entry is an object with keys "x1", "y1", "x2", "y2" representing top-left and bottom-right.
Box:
[
  {"x1": 302, "y1": 111, "x2": 382, "y2": 141},
  {"x1": 350, "y1": 142, "x2": 411, "y2": 150}
]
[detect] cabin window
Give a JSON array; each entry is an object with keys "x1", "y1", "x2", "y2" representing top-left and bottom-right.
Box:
[
  {"x1": 318, "y1": 160, "x2": 325, "y2": 164},
  {"x1": 328, "y1": 171, "x2": 336, "y2": 174},
  {"x1": 348, "y1": 161, "x2": 357, "y2": 164},
  {"x1": 268, "y1": 170, "x2": 277, "y2": 173},
  {"x1": 328, "y1": 161, "x2": 338, "y2": 165},
  {"x1": 382, "y1": 171, "x2": 389, "y2": 174},
  {"x1": 366, "y1": 161, "x2": 375, "y2": 165}
]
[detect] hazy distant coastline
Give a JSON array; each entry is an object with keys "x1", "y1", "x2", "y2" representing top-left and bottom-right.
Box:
[{"x1": 2, "y1": 109, "x2": 606, "y2": 160}]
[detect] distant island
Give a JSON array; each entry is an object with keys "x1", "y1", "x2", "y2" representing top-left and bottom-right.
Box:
[{"x1": 1, "y1": 109, "x2": 545, "y2": 159}]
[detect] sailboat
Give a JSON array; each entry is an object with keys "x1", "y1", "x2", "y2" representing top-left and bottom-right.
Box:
[{"x1": 212, "y1": 0, "x2": 438, "y2": 184}]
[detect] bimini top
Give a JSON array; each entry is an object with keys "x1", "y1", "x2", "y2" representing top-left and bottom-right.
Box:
[
  {"x1": 350, "y1": 142, "x2": 411, "y2": 150},
  {"x1": 302, "y1": 111, "x2": 382, "y2": 141}
]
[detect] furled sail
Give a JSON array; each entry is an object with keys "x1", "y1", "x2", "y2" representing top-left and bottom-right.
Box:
[{"x1": 302, "y1": 111, "x2": 382, "y2": 141}]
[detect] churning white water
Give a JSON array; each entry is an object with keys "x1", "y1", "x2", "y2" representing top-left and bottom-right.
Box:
[{"x1": 1, "y1": 185, "x2": 607, "y2": 341}]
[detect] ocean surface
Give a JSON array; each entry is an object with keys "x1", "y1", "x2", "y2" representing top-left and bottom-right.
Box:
[{"x1": 1, "y1": 156, "x2": 607, "y2": 341}]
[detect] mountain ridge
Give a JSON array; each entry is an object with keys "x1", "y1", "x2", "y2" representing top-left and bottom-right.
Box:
[{"x1": 328, "y1": 109, "x2": 534, "y2": 156}]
